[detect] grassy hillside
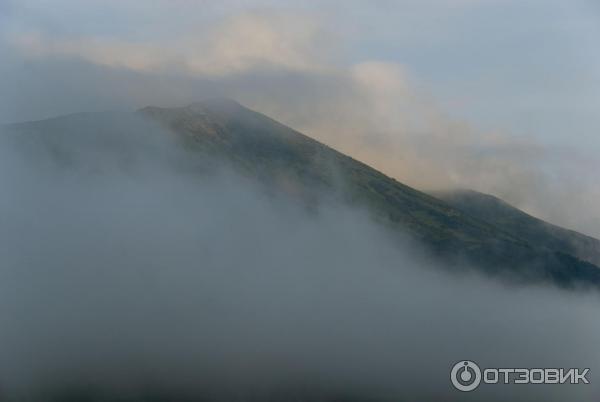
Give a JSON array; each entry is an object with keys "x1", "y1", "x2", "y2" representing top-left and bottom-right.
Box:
[
  {"x1": 139, "y1": 99, "x2": 600, "y2": 287},
  {"x1": 434, "y1": 189, "x2": 600, "y2": 266},
  {"x1": 5, "y1": 98, "x2": 600, "y2": 287}
]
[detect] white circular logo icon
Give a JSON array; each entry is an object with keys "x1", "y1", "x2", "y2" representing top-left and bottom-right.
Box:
[{"x1": 451, "y1": 360, "x2": 482, "y2": 392}]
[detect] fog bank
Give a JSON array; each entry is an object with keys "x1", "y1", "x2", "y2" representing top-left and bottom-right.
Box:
[{"x1": 0, "y1": 124, "x2": 598, "y2": 401}]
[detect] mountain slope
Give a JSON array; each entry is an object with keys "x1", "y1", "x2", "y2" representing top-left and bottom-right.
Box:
[
  {"x1": 138, "y1": 99, "x2": 600, "y2": 287},
  {"x1": 434, "y1": 189, "x2": 600, "y2": 267},
  {"x1": 139, "y1": 100, "x2": 523, "y2": 246},
  {"x1": 4, "y1": 99, "x2": 600, "y2": 287}
]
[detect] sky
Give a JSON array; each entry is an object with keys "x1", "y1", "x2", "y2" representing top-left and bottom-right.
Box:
[{"x1": 0, "y1": 0, "x2": 599, "y2": 236}]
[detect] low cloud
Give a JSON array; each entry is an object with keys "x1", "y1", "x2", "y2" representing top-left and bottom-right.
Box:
[{"x1": 0, "y1": 117, "x2": 599, "y2": 401}]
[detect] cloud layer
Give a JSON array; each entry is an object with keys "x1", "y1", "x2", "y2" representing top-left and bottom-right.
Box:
[{"x1": 0, "y1": 120, "x2": 599, "y2": 401}]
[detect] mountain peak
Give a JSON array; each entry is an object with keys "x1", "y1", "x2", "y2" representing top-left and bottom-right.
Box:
[
  {"x1": 6, "y1": 103, "x2": 600, "y2": 288},
  {"x1": 138, "y1": 98, "x2": 245, "y2": 116},
  {"x1": 188, "y1": 97, "x2": 244, "y2": 111}
]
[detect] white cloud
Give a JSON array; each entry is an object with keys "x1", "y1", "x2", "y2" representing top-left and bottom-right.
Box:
[{"x1": 10, "y1": 11, "x2": 328, "y2": 76}]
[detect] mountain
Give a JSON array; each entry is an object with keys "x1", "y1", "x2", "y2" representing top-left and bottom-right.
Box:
[
  {"x1": 433, "y1": 189, "x2": 600, "y2": 266},
  {"x1": 4, "y1": 98, "x2": 600, "y2": 288}
]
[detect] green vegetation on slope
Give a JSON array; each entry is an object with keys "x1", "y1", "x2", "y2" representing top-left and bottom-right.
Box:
[
  {"x1": 434, "y1": 189, "x2": 600, "y2": 267},
  {"x1": 5, "y1": 98, "x2": 600, "y2": 287},
  {"x1": 139, "y1": 99, "x2": 600, "y2": 287}
]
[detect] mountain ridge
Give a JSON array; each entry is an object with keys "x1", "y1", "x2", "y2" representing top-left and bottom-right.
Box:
[
  {"x1": 4, "y1": 99, "x2": 600, "y2": 288},
  {"x1": 434, "y1": 189, "x2": 600, "y2": 266}
]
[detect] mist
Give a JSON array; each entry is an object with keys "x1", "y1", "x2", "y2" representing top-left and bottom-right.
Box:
[
  {"x1": 0, "y1": 118, "x2": 599, "y2": 401},
  {"x1": 1, "y1": 2, "x2": 600, "y2": 400}
]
